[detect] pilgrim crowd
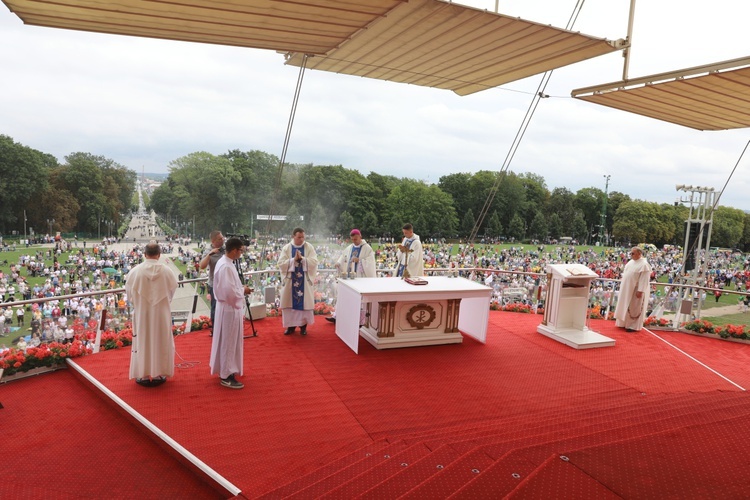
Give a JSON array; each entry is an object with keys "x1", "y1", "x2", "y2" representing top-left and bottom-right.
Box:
[{"x1": 3, "y1": 233, "x2": 749, "y2": 351}]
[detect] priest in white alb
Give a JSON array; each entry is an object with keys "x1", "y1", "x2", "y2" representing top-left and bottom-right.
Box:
[
  {"x1": 396, "y1": 223, "x2": 424, "y2": 277},
  {"x1": 125, "y1": 241, "x2": 178, "y2": 386},
  {"x1": 278, "y1": 227, "x2": 318, "y2": 336},
  {"x1": 614, "y1": 246, "x2": 652, "y2": 332}
]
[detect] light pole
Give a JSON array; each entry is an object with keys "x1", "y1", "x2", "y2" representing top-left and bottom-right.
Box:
[
  {"x1": 598, "y1": 175, "x2": 611, "y2": 246},
  {"x1": 23, "y1": 210, "x2": 27, "y2": 244}
]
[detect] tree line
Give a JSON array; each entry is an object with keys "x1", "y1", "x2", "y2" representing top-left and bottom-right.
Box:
[
  {"x1": 2, "y1": 134, "x2": 747, "y2": 250},
  {"x1": 0, "y1": 135, "x2": 136, "y2": 239},
  {"x1": 149, "y1": 149, "x2": 750, "y2": 250}
]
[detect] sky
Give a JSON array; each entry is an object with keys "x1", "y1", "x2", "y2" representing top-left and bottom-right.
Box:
[{"x1": 1, "y1": 0, "x2": 749, "y2": 210}]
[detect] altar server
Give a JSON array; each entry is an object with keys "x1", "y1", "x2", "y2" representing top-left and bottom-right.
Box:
[{"x1": 396, "y1": 223, "x2": 424, "y2": 277}]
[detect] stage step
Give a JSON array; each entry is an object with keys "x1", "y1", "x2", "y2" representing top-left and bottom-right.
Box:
[
  {"x1": 359, "y1": 444, "x2": 463, "y2": 499},
  {"x1": 261, "y1": 391, "x2": 749, "y2": 498},
  {"x1": 257, "y1": 439, "x2": 393, "y2": 499},
  {"x1": 446, "y1": 392, "x2": 750, "y2": 498},
  {"x1": 397, "y1": 391, "x2": 748, "y2": 499},
  {"x1": 317, "y1": 443, "x2": 433, "y2": 499}
]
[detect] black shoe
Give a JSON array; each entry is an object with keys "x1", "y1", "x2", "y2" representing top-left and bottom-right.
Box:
[
  {"x1": 300, "y1": 325, "x2": 307, "y2": 336},
  {"x1": 284, "y1": 327, "x2": 295, "y2": 335},
  {"x1": 625, "y1": 328, "x2": 636, "y2": 332},
  {"x1": 220, "y1": 375, "x2": 244, "y2": 389},
  {"x1": 136, "y1": 376, "x2": 166, "y2": 387},
  {"x1": 325, "y1": 316, "x2": 336, "y2": 323}
]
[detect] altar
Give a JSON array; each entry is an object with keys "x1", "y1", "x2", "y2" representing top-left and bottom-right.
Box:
[{"x1": 334, "y1": 276, "x2": 492, "y2": 353}]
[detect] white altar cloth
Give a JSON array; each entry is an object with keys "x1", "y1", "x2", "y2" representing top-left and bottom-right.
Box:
[{"x1": 334, "y1": 276, "x2": 492, "y2": 353}]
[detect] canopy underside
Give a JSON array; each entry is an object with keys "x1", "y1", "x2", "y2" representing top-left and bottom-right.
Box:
[
  {"x1": 284, "y1": 0, "x2": 624, "y2": 96},
  {"x1": 3, "y1": 0, "x2": 623, "y2": 95},
  {"x1": 572, "y1": 57, "x2": 750, "y2": 131}
]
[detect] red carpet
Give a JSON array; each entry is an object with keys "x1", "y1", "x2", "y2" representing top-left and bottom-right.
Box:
[
  {"x1": 0, "y1": 370, "x2": 220, "y2": 498},
  {"x1": 2, "y1": 312, "x2": 750, "y2": 498}
]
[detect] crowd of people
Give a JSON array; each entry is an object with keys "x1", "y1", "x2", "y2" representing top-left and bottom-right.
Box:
[{"x1": 3, "y1": 224, "x2": 750, "y2": 353}]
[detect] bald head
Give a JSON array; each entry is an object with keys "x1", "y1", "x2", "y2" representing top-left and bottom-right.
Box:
[{"x1": 145, "y1": 241, "x2": 161, "y2": 259}]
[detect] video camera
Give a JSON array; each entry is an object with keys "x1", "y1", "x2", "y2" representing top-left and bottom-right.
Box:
[{"x1": 226, "y1": 233, "x2": 252, "y2": 246}]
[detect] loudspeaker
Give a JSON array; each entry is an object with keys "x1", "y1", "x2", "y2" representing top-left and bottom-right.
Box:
[
  {"x1": 264, "y1": 286, "x2": 276, "y2": 304},
  {"x1": 684, "y1": 221, "x2": 709, "y2": 271}
]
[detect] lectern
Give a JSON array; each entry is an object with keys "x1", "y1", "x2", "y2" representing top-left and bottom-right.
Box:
[{"x1": 537, "y1": 263, "x2": 615, "y2": 349}]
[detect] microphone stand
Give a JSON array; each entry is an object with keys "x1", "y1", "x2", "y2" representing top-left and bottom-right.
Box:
[{"x1": 234, "y1": 258, "x2": 258, "y2": 338}]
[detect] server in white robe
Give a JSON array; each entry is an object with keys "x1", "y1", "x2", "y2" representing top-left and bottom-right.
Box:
[
  {"x1": 209, "y1": 237, "x2": 252, "y2": 389},
  {"x1": 614, "y1": 247, "x2": 652, "y2": 332},
  {"x1": 396, "y1": 223, "x2": 424, "y2": 277},
  {"x1": 125, "y1": 241, "x2": 177, "y2": 385},
  {"x1": 278, "y1": 227, "x2": 318, "y2": 335}
]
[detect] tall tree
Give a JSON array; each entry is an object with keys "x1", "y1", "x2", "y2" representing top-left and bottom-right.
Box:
[
  {"x1": 460, "y1": 209, "x2": 475, "y2": 238},
  {"x1": 487, "y1": 211, "x2": 503, "y2": 239},
  {"x1": 574, "y1": 187, "x2": 605, "y2": 238},
  {"x1": 0, "y1": 135, "x2": 53, "y2": 233},
  {"x1": 711, "y1": 206, "x2": 745, "y2": 248},
  {"x1": 612, "y1": 200, "x2": 674, "y2": 245},
  {"x1": 548, "y1": 213, "x2": 563, "y2": 240},
  {"x1": 548, "y1": 187, "x2": 576, "y2": 235},
  {"x1": 529, "y1": 210, "x2": 549, "y2": 241},
  {"x1": 507, "y1": 213, "x2": 525, "y2": 241},
  {"x1": 384, "y1": 179, "x2": 457, "y2": 238},
  {"x1": 438, "y1": 172, "x2": 473, "y2": 221},
  {"x1": 337, "y1": 210, "x2": 355, "y2": 236}
]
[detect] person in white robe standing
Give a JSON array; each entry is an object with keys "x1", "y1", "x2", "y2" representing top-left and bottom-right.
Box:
[
  {"x1": 125, "y1": 241, "x2": 177, "y2": 386},
  {"x1": 209, "y1": 237, "x2": 252, "y2": 389},
  {"x1": 614, "y1": 247, "x2": 652, "y2": 332},
  {"x1": 326, "y1": 228, "x2": 377, "y2": 324},
  {"x1": 278, "y1": 227, "x2": 318, "y2": 336},
  {"x1": 396, "y1": 223, "x2": 424, "y2": 277}
]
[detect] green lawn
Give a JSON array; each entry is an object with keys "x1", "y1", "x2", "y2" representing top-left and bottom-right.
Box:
[{"x1": 703, "y1": 311, "x2": 750, "y2": 327}]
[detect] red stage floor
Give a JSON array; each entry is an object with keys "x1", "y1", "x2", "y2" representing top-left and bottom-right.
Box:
[{"x1": 3, "y1": 312, "x2": 750, "y2": 498}]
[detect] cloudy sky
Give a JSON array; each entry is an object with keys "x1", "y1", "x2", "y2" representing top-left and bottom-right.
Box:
[{"x1": 1, "y1": 0, "x2": 749, "y2": 210}]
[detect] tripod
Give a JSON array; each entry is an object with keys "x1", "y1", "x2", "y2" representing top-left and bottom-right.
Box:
[{"x1": 234, "y1": 258, "x2": 258, "y2": 338}]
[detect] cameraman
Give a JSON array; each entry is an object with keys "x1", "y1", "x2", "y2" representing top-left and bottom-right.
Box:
[{"x1": 199, "y1": 230, "x2": 225, "y2": 336}]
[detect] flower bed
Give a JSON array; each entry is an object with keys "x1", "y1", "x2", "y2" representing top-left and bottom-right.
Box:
[
  {"x1": 682, "y1": 319, "x2": 717, "y2": 335},
  {"x1": 314, "y1": 302, "x2": 334, "y2": 315},
  {"x1": 588, "y1": 305, "x2": 614, "y2": 320},
  {"x1": 171, "y1": 315, "x2": 212, "y2": 335},
  {"x1": 1, "y1": 315, "x2": 215, "y2": 379},
  {"x1": 680, "y1": 319, "x2": 750, "y2": 342},
  {"x1": 644, "y1": 316, "x2": 673, "y2": 328},
  {"x1": 0, "y1": 340, "x2": 92, "y2": 377}
]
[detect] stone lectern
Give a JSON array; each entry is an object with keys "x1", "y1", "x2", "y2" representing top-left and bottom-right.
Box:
[{"x1": 537, "y1": 263, "x2": 615, "y2": 349}]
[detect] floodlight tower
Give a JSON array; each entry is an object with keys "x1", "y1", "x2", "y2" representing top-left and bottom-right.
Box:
[
  {"x1": 598, "y1": 174, "x2": 610, "y2": 246},
  {"x1": 674, "y1": 184, "x2": 716, "y2": 325}
]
